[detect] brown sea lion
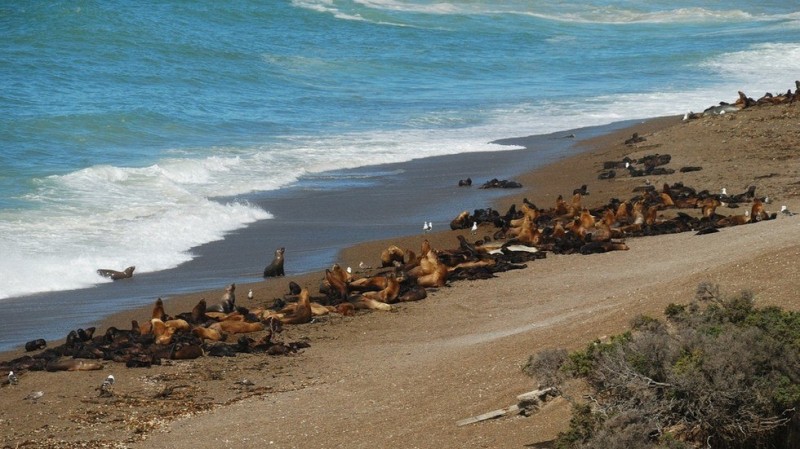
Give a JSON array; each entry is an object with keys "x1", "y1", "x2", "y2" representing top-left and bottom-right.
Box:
[
  {"x1": 152, "y1": 297, "x2": 167, "y2": 321},
  {"x1": 192, "y1": 326, "x2": 224, "y2": 341},
  {"x1": 279, "y1": 288, "x2": 312, "y2": 325},
  {"x1": 46, "y1": 359, "x2": 103, "y2": 372},
  {"x1": 97, "y1": 266, "x2": 135, "y2": 280},
  {"x1": 361, "y1": 273, "x2": 400, "y2": 303},
  {"x1": 209, "y1": 320, "x2": 264, "y2": 334},
  {"x1": 380, "y1": 245, "x2": 405, "y2": 267},
  {"x1": 151, "y1": 318, "x2": 176, "y2": 345},
  {"x1": 397, "y1": 285, "x2": 427, "y2": 302},
  {"x1": 170, "y1": 344, "x2": 203, "y2": 360},
  {"x1": 263, "y1": 247, "x2": 286, "y2": 277}
]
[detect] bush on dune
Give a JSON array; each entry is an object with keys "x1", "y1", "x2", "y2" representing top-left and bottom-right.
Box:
[{"x1": 525, "y1": 283, "x2": 800, "y2": 449}]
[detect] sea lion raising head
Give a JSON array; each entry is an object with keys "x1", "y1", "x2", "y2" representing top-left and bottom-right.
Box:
[
  {"x1": 263, "y1": 247, "x2": 286, "y2": 277},
  {"x1": 97, "y1": 266, "x2": 135, "y2": 280}
]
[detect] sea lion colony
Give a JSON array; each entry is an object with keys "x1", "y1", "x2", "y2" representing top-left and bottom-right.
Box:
[{"x1": 1, "y1": 86, "x2": 794, "y2": 382}]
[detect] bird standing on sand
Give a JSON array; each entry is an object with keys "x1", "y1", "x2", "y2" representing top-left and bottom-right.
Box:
[
  {"x1": 98, "y1": 374, "x2": 115, "y2": 397},
  {"x1": 8, "y1": 371, "x2": 18, "y2": 385},
  {"x1": 781, "y1": 205, "x2": 797, "y2": 216},
  {"x1": 359, "y1": 261, "x2": 371, "y2": 271},
  {"x1": 423, "y1": 221, "x2": 431, "y2": 233},
  {"x1": 248, "y1": 289, "x2": 254, "y2": 300},
  {"x1": 470, "y1": 222, "x2": 478, "y2": 235},
  {"x1": 25, "y1": 391, "x2": 43, "y2": 401}
]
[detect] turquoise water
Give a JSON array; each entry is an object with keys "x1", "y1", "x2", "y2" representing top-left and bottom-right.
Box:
[{"x1": 2, "y1": 0, "x2": 799, "y2": 299}]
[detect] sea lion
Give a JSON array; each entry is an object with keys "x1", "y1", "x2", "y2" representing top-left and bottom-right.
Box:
[
  {"x1": 380, "y1": 245, "x2": 405, "y2": 267},
  {"x1": 207, "y1": 283, "x2": 236, "y2": 313},
  {"x1": 209, "y1": 320, "x2": 264, "y2": 334},
  {"x1": 24, "y1": 339, "x2": 47, "y2": 352},
  {"x1": 263, "y1": 247, "x2": 286, "y2": 277},
  {"x1": 279, "y1": 288, "x2": 313, "y2": 325},
  {"x1": 97, "y1": 266, "x2": 135, "y2": 280},
  {"x1": 45, "y1": 358, "x2": 103, "y2": 372}
]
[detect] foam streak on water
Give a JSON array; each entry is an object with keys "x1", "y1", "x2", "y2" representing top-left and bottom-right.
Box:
[{"x1": 1, "y1": 0, "x2": 799, "y2": 300}]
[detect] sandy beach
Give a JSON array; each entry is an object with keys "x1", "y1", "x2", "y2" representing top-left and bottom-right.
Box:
[{"x1": 1, "y1": 96, "x2": 799, "y2": 448}]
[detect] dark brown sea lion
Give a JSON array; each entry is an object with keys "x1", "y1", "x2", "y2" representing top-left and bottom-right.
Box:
[
  {"x1": 207, "y1": 283, "x2": 236, "y2": 313},
  {"x1": 45, "y1": 358, "x2": 104, "y2": 372},
  {"x1": 24, "y1": 339, "x2": 47, "y2": 352},
  {"x1": 263, "y1": 247, "x2": 286, "y2": 277},
  {"x1": 96, "y1": 266, "x2": 135, "y2": 280}
]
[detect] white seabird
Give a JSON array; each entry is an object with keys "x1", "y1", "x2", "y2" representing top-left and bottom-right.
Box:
[
  {"x1": 8, "y1": 370, "x2": 18, "y2": 385},
  {"x1": 470, "y1": 222, "x2": 478, "y2": 235},
  {"x1": 99, "y1": 374, "x2": 115, "y2": 397}
]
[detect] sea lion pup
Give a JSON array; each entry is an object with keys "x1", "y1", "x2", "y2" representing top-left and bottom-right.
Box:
[
  {"x1": 279, "y1": 288, "x2": 313, "y2": 325},
  {"x1": 263, "y1": 247, "x2": 286, "y2": 277},
  {"x1": 97, "y1": 266, "x2": 135, "y2": 280},
  {"x1": 397, "y1": 284, "x2": 427, "y2": 302},
  {"x1": 288, "y1": 281, "x2": 302, "y2": 296},
  {"x1": 380, "y1": 245, "x2": 405, "y2": 268},
  {"x1": 170, "y1": 343, "x2": 203, "y2": 360},
  {"x1": 207, "y1": 283, "x2": 236, "y2": 313}
]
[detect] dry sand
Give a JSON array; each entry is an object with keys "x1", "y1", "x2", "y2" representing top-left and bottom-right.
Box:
[{"x1": 1, "y1": 101, "x2": 799, "y2": 449}]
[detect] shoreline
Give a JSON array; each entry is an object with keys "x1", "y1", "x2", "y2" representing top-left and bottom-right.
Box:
[
  {"x1": 0, "y1": 117, "x2": 646, "y2": 353},
  {"x1": 2, "y1": 101, "x2": 800, "y2": 448}
]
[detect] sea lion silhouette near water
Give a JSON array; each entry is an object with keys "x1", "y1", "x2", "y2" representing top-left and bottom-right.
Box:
[
  {"x1": 263, "y1": 247, "x2": 285, "y2": 277},
  {"x1": 96, "y1": 266, "x2": 135, "y2": 280}
]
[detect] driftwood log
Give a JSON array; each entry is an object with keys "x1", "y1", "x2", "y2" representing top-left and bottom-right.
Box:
[{"x1": 456, "y1": 387, "x2": 557, "y2": 426}]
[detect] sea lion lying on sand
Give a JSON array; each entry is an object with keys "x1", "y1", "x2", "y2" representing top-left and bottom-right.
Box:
[{"x1": 97, "y1": 266, "x2": 135, "y2": 280}]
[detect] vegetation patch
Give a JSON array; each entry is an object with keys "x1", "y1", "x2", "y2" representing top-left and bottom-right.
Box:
[{"x1": 524, "y1": 283, "x2": 800, "y2": 449}]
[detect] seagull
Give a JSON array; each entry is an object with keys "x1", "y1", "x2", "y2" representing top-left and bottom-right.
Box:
[
  {"x1": 247, "y1": 289, "x2": 254, "y2": 300},
  {"x1": 98, "y1": 374, "x2": 115, "y2": 397},
  {"x1": 470, "y1": 222, "x2": 478, "y2": 235},
  {"x1": 781, "y1": 205, "x2": 797, "y2": 216},
  {"x1": 8, "y1": 370, "x2": 18, "y2": 385},
  {"x1": 235, "y1": 378, "x2": 255, "y2": 387},
  {"x1": 358, "y1": 261, "x2": 371, "y2": 271},
  {"x1": 25, "y1": 391, "x2": 44, "y2": 401},
  {"x1": 721, "y1": 187, "x2": 727, "y2": 195},
  {"x1": 422, "y1": 221, "x2": 431, "y2": 233},
  {"x1": 346, "y1": 266, "x2": 352, "y2": 275}
]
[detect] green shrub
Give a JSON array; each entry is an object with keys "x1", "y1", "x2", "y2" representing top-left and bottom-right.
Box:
[{"x1": 527, "y1": 285, "x2": 800, "y2": 449}]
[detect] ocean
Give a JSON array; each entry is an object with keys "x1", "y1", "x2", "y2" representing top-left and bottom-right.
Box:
[{"x1": 1, "y1": 1, "x2": 799, "y2": 349}]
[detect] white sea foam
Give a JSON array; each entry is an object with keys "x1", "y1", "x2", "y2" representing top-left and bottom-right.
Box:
[{"x1": 0, "y1": 155, "x2": 273, "y2": 299}]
